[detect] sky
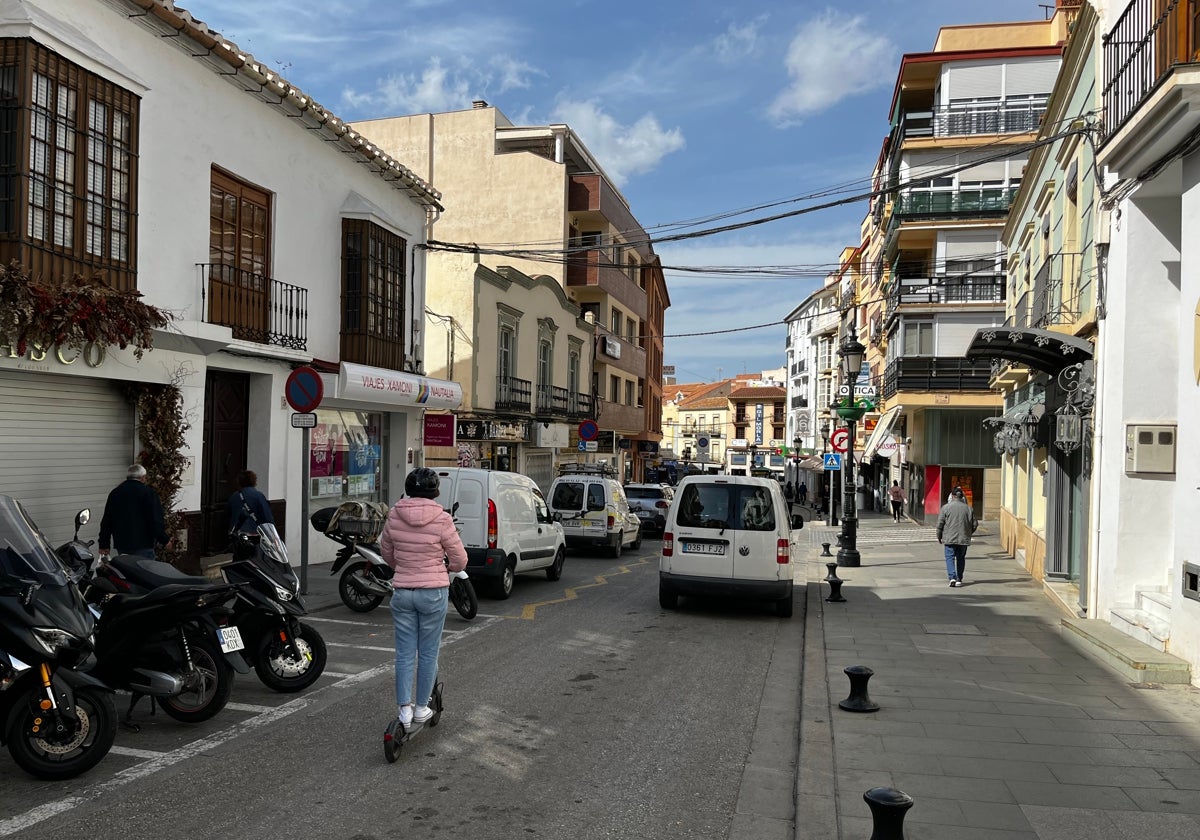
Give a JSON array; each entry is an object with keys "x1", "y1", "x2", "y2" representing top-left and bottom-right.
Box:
[{"x1": 176, "y1": 0, "x2": 1042, "y2": 384}]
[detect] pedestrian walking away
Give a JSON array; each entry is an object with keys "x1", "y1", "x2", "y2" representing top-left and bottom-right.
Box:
[
  {"x1": 381, "y1": 467, "x2": 469, "y2": 727},
  {"x1": 784, "y1": 481, "x2": 794, "y2": 503},
  {"x1": 888, "y1": 480, "x2": 905, "y2": 522},
  {"x1": 936, "y1": 486, "x2": 978, "y2": 586},
  {"x1": 798, "y1": 481, "x2": 808, "y2": 505},
  {"x1": 98, "y1": 463, "x2": 171, "y2": 560},
  {"x1": 227, "y1": 469, "x2": 275, "y2": 535}
]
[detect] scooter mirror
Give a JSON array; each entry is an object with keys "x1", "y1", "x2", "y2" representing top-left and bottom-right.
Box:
[{"x1": 75, "y1": 509, "x2": 90, "y2": 531}]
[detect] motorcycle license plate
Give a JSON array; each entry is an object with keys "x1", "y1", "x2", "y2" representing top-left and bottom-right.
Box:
[{"x1": 217, "y1": 626, "x2": 245, "y2": 653}]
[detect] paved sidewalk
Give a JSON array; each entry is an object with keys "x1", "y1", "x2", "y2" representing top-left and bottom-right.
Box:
[{"x1": 797, "y1": 509, "x2": 1200, "y2": 839}]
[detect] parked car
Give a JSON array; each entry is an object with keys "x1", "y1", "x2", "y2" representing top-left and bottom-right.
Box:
[
  {"x1": 625, "y1": 483, "x2": 674, "y2": 537},
  {"x1": 433, "y1": 468, "x2": 566, "y2": 599},
  {"x1": 658, "y1": 475, "x2": 803, "y2": 617},
  {"x1": 548, "y1": 464, "x2": 642, "y2": 557}
]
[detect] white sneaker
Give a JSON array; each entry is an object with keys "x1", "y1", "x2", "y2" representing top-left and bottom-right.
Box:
[
  {"x1": 398, "y1": 705, "x2": 413, "y2": 726},
  {"x1": 413, "y1": 705, "x2": 433, "y2": 724}
]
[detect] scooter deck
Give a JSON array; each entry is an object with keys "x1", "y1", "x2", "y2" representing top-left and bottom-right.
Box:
[{"x1": 383, "y1": 681, "x2": 444, "y2": 764}]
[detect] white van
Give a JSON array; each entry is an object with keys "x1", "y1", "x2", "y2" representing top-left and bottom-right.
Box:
[
  {"x1": 433, "y1": 468, "x2": 566, "y2": 599},
  {"x1": 547, "y1": 464, "x2": 642, "y2": 557},
  {"x1": 658, "y1": 475, "x2": 804, "y2": 617}
]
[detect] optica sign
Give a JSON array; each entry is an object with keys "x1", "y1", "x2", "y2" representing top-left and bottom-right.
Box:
[{"x1": 339, "y1": 362, "x2": 463, "y2": 408}]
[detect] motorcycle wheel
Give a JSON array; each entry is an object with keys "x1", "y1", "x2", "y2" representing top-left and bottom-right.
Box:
[
  {"x1": 338, "y1": 560, "x2": 386, "y2": 613},
  {"x1": 157, "y1": 633, "x2": 234, "y2": 723},
  {"x1": 254, "y1": 621, "x2": 328, "y2": 693},
  {"x1": 449, "y1": 577, "x2": 478, "y2": 620},
  {"x1": 5, "y1": 685, "x2": 117, "y2": 780}
]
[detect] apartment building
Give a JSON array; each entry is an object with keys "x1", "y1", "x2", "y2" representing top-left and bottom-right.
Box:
[
  {"x1": 671, "y1": 380, "x2": 735, "y2": 472},
  {"x1": 351, "y1": 104, "x2": 667, "y2": 485},
  {"x1": 860, "y1": 11, "x2": 1068, "y2": 522},
  {"x1": 727, "y1": 385, "x2": 788, "y2": 478},
  {"x1": 784, "y1": 282, "x2": 842, "y2": 484},
  {"x1": 0, "y1": 0, "x2": 455, "y2": 567}
]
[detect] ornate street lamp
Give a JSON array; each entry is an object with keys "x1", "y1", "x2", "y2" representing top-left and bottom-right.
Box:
[
  {"x1": 819, "y1": 419, "x2": 835, "y2": 526},
  {"x1": 836, "y1": 326, "x2": 867, "y2": 568}
]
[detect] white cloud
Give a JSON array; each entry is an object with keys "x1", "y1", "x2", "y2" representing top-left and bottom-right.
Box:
[
  {"x1": 714, "y1": 20, "x2": 763, "y2": 64},
  {"x1": 551, "y1": 100, "x2": 685, "y2": 186},
  {"x1": 768, "y1": 11, "x2": 897, "y2": 125},
  {"x1": 343, "y1": 58, "x2": 473, "y2": 114}
]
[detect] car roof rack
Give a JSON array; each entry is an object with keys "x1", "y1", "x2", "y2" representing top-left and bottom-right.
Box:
[{"x1": 556, "y1": 462, "x2": 618, "y2": 478}]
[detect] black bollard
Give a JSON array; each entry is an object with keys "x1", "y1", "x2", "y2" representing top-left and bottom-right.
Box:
[
  {"x1": 825, "y1": 577, "x2": 846, "y2": 602},
  {"x1": 825, "y1": 562, "x2": 840, "y2": 582},
  {"x1": 863, "y1": 787, "x2": 913, "y2": 840},
  {"x1": 821, "y1": 542, "x2": 832, "y2": 557},
  {"x1": 838, "y1": 664, "x2": 879, "y2": 712}
]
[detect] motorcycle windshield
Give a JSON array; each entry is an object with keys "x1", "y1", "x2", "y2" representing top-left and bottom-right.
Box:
[
  {"x1": 0, "y1": 495, "x2": 68, "y2": 587},
  {"x1": 256, "y1": 524, "x2": 289, "y2": 566}
]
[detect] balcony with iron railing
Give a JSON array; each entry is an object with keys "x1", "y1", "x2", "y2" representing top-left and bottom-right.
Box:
[
  {"x1": 896, "y1": 100, "x2": 1049, "y2": 143},
  {"x1": 495, "y1": 375, "x2": 533, "y2": 412},
  {"x1": 534, "y1": 385, "x2": 595, "y2": 420},
  {"x1": 881, "y1": 356, "x2": 995, "y2": 399},
  {"x1": 1102, "y1": 0, "x2": 1200, "y2": 141},
  {"x1": 790, "y1": 395, "x2": 809, "y2": 409},
  {"x1": 1030, "y1": 251, "x2": 1093, "y2": 330},
  {"x1": 887, "y1": 274, "x2": 1006, "y2": 312},
  {"x1": 200, "y1": 263, "x2": 308, "y2": 350}
]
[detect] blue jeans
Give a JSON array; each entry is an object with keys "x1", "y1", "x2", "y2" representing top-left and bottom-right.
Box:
[
  {"x1": 390, "y1": 587, "x2": 449, "y2": 708},
  {"x1": 944, "y1": 544, "x2": 968, "y2": 581}
]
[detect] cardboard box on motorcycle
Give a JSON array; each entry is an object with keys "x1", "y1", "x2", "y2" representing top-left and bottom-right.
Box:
[{"x1": 431, "y1": 468, "x2": 565, "y2": 600}]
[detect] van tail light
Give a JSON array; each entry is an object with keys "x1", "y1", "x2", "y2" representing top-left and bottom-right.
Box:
[
  {"x1": 487, "y1": 499, "x2": 498, "y2": 550},
  {"x1": 777, "y1": 538, "x2": 789, "y2": 564},
  {"x1": 607, "y1": 514, "x2": 615, "y2": 528},
  {"x1": 655, "y1": 500, "x2": 668, "y2": 509},
  {"x1": 662, "y1": 532, "x2": 674, "y2": 557}
]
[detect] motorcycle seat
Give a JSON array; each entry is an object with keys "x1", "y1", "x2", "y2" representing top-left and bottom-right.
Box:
[{"x1": 110, "y1": 555, "x2": 210, "y2": 589}]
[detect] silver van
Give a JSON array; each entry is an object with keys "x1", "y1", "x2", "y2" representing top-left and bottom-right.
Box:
[
  {"x1": 548, "y1": 464, "x2": 642, "y2": 557},
  {"x1": 658, "y1": 475, "x2": 803, "y2": 617}
]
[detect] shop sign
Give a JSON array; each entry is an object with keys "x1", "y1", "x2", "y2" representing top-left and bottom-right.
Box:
[
  {"x1": 456, "y1": 418, "x2": 529, "y2": 442},
  {"x1": 424, "y1": 413, "x2": 457, "y2": 446},
  {"x1": 1, "y1": 341, "x2": 107, "y2": 368},
  {"x1": 637, "y1": 441, "x2": 659, "y2": 454},
  {"x1": 339, "y1": 362, "x2": 462, "y2": 408}
]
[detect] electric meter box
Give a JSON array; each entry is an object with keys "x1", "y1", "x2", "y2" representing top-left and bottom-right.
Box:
[{"x1": 1124, "y1": 424, "x2": 1177, "y2": 474}]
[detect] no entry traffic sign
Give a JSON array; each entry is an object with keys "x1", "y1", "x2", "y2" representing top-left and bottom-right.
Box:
[
  {"x1": 286, "y1": 366, "x2": 324, "y2": 413},
  {"x1": 830, "y1": 428, "x2": 849, "y2": 454}
]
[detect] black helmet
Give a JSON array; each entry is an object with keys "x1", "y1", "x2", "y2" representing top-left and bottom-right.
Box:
[{"x1": 405, "y1": 468, "x2": 440, "y2": 499}]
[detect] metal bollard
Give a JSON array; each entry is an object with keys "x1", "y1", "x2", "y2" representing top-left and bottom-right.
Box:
[
  {"x1": 825, "y1": 562, "x2": 840, "y2": 581},
  {"x1": 863, "y1": 787, "x2": 913, "y2": 840},
  {"x1": 825, "y1": 577, "x2": 846, "y2": 602},
  {"x1": 838, "y1": 664, "x2": 879, "y2": 712},
  {"x1": 821, "y1": 542, "x2": 832, "y2": 557}
]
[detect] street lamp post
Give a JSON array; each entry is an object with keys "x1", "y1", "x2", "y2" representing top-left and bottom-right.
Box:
[
  {"x1": 819, "y1": 420, "x2": 834, "y2": 526},
  {"x1": 792, "y1": 434, "x2": 801, "y2": 484},
  {"x1": 836, "y1": 325, "x2": 867, "y2": 568}
]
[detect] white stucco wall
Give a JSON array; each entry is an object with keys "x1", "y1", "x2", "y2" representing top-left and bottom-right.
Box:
[{"x1": 1094, "y1": 193, "x2": 1179, "y2": 617}]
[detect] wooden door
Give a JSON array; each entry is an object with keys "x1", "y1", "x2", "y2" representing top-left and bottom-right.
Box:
[{"x1": 200, "y1": 370, "x2": 250, "y2": 554}]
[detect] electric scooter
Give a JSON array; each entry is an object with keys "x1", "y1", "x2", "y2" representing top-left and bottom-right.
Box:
[{"x1": 383, "y1": 678, "x2": 444, "y2": 763}]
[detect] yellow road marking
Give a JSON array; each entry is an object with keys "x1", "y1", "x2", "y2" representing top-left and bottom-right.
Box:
[{"x1": 509, "y1": 556, "x2": 652, "y2": 620}]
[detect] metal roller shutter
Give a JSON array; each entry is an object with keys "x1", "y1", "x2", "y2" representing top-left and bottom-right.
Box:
[
  {"x1": 0, "y1": 370, "x2": 134, "y2": 544},
  {"x1": 524, "y1": 452, "x2": 553, "y2": 496}
]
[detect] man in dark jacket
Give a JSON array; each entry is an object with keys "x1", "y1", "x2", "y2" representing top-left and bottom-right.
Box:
[
  {"x1": 99, "y1": 464, "x2": 170, "y2": 559},
  {"x1": 936, "y1": 486, "x2": 978, "y2": 587},
  {"x1": 228, "y1": 469, "x2": 274, "y2": 534}
]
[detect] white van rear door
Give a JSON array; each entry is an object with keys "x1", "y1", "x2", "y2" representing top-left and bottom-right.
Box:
[
  {"x1": 452, "y1": 472, "x2": 488, "y2": 549},
  {"x1": 669, "y1": 482, "x2": 733, "y2": 578},
  {"x1": 731, "y1": 484, "x2": 785, "y2": 582}
]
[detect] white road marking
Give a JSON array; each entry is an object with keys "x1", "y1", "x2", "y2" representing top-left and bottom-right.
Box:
[
  {"x1": 303, "y1": 615, "x2": 385, "y2": 626},
  {"x1": 326, "y1": 643, "x2": 394, "y2": 652},
  {"x1": 225, "y1": 702, "x2": 277, "y2": 713},
  {"x1": 0, "y1": 615, "x2": 503, "y2": 837}
]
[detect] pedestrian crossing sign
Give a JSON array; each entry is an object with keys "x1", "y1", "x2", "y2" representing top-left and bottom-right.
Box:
[{"x1": 823, "y1": 453, "x2": 842, "y2": 470}]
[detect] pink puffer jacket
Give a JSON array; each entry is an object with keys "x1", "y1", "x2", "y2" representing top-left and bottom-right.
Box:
[{"x1": 379, "y1": 498, "x2": 468, "y2": 589}]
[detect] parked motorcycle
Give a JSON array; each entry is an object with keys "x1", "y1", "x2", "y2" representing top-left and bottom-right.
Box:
[
  {"x1": 58, "y1": 517, "x2": 247, "y2": 728},
  {"x1": 313, "y1": 502, "x2": 477, "y2": 620},
  {"x1": 0, "y1": 496, "x2": 117, "y2": 780}
]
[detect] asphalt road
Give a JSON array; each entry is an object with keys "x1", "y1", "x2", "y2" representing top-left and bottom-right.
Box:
[{"x1": 1, "y1": 541, "x2": 804, "y2": 839}]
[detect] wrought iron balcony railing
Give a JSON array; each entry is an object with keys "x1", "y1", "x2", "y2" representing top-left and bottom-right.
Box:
[
  {"x1": 200, "y1": 263, "x2": 308, "y2": 350},
  {"x1": 882, "y1": 356, "x2": 995, "y2": 399},
  {"x1": 888, "y1": 274, "x2": 1006, "y2": 309},
  {"x1": 495, "y1": 375, "x2": 532, "y2": 411},
  {"x1": 1103, "y1": 0, "x2": 1196, "y2": 137},
  {"x1": 898, "y1": 100, "x2": 1049, "y2": 141}
]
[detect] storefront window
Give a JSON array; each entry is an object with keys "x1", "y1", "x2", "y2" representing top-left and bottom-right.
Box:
[{"x1": 310, "y1": 409, "x2": 387, "y2": 504}]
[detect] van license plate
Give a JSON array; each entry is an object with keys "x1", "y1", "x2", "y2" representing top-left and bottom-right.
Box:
[
  {"x1": 217, "y1": 626, "x2": 245, "y2": 653},
  {"x1": 682, "y1": 541, "x2": 725, "y2": 556}
]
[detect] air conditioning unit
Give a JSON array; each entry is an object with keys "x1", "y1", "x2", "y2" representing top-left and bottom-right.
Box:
[{"x1": 1124, "y1": 423, "x2": 1176, "y2": 474}]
